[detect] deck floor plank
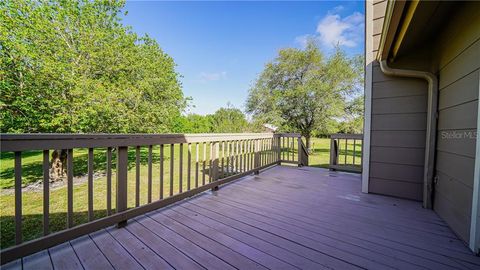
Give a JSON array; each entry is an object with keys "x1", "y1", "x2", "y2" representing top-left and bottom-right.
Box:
[
  {"x1": 217, "y1": 175, "x2": 479, "y2": 263},
  {"x1": 233, "y1": 172, "x2": 457, "y2": 236},
  {"x1": 134, "y1": 215, "x2": 235, "y2": 270},
  {"x1": 146, "y1": 209, "x2": 268, "y2": 270},
  {"x1": 70, "y1": 235, "x2": 113, "y2": 270},
  {"x1": 5, "y1": 166, "x2": 480, "y2": 270},
  {"x1": 90, "y1": 229, "x2": 143, "y2": 270},
  {"x1": 22, "y1": 250, "x2": 52, "y2": 270},
  {"x1": 170, "y1": 206, "x2": 328, "y2": 270},
  {"x1": 48, "y1": 242, "x2": 83, "y2": 270},
  {"x1": 190, "y1": 195, "x2": 397, "y2": 270},
  {"x1": 161, "y1": 208, "x2": 298, "y2": 270},
  {"x1": 1, "y1": 259, "x2": 22, "y2": 270},
  {"x1": 124, "y1": 218, "x2": 204, "y2": 270},
  {"x1": 180, "y1": 201, "x2": 360, "y2": 270},
  {"x1": 106, "y1": 225, "x2": 174, "y2": 270},
  {"x1": 209, "y1": 188, "x2": 467, "y2": 270},
  {"x1": 225, "y1": 175, "x2": 468, "y2": 250}
]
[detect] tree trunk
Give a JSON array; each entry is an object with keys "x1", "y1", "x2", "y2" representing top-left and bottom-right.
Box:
[
  {"x1": 305, "y1": 136, "x2": 311, "y2": 153},
  {"x1": 50, "y1": 149, "x2": 67, "y2": 181}
]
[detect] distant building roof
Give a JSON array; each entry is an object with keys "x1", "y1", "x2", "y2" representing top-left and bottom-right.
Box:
[{"x1": 263, "y1": 124, "x2": 278, "y2": 132}]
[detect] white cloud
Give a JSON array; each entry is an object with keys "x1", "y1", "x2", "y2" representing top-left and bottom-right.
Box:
[
  {"x1": 198, "y1": 71, "x2": 227, "y2": 82},
  {"x1": 316, "y1": 11, "x2": 364, "y2": 48},
  {"x1": 332, "y1": 5, "x2": 344, "y2": 13},
  {"x1": 294, "y1": 34, "x2": 314, "y2": 48},
  {"x1": 295, "y1": 7, "x2": 364, "y2": 50}
]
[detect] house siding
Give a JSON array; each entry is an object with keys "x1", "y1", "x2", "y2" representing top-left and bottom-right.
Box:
[
  {"x1": 433, "y1": 2, "x2": 480, "y2": 243},
  {"x1": 367, "y1": 0, "x2": 428, "y2": 201}
]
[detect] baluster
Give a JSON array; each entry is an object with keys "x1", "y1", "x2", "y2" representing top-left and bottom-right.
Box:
[
  {"x1": 209, "y1": 142, "x2": 213, "y2": 183},
  {"x1": 202, "y1": 142, "x2": 206, "y2": 185},
  {"x1": 67, "y1": 149, "x2": 73, "y2": 228},
  {"x1": 195, "y1": 143, "x2": 199, "y2": 188},
  {"x1": 148, "y1": 145, "x2": 153, "y2": 203},
  {"x1": 239, "y1": 140, "x2": 243, "y2": 173},
  {"x1": 179, "y1": 143, "x2": 183, "y2": 193},
  {"x1": 88, "y1": 148, "x2": 94, "y2": 221},
  {"x1": 287, "y1": 137, "x2": 290, "y2": 161},
  {"x1": 106, "y1": 147, "x2": 112, "y2": 215},
  {"x1": 116, "y1": 146, "x2": 128, "y2": 227},
  {"x1": 188, "y1": 143, "x2": 191, "y2": 190},
  {"x1": 353, "y1": 139, "x2": 356, "y2": 166},
  {"x1": 243, "y1": 140, "x2": 247, "y2": 172},
  {"x1": 297, "y1": 137, "x2": 302, "y2": 166},
  {"x1": 251, "y1": 140, "x2": 254, "y2": 170},
  {"x1": 212, "y1": 141, "x2": 219, "y2": 191},
  {"x1": 170, "y1": 144, "x2": 174, "y2": 196},
  {"x1": 226, "y1": 141, "x2": 230, "y2": 175},
  {"x1": 221, "y1": 141, "x2": 225, "y2": 178},
  {"x1": 160, "y1": 144, "x2": 164, "y2": 199},
  {"x1": 135, "y1": 146, "x2": 140, "y2": 207},
  {"x1": 14, "y1": 151, "x2": 22, "y2": 244},
  {"x1": 43, "y1": 150, "x2": 49, "y2": 235}
]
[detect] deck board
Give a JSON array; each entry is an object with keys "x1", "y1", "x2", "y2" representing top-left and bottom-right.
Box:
[
  {"x1": 6, "y1": 166, "x2": 480, "y2": 270},
  {"x1": 22, "y1": 250, "x2": 52, "y2": 270},
  {"x1": 70, "y1": 235, "x2": 113, "y2": 270},
  {"x1": 49, "y1": 242, "x2": 82, "y2": 270}
]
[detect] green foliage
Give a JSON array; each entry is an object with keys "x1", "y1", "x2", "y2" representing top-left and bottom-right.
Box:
[
  {"x1": 173, "y1": 106, "x2": 250, "y2": 134},
  {"x1": 211, "y1": 106, "x2": 249, "y2": 133},
  {"x1": 246, "y1": 40, "x2": 363, "y2": 146},
  {"x1": 0, "y1": 0, "x2": 186, "y2": 133},
  {"x1": 337, "y1": 95, "x2": 364, "y2": 134}
]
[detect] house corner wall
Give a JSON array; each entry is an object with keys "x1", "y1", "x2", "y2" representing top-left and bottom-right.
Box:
[
  {"x1": 433, "y1": 2, "x2": 480, "y2": 245},
  {"x1": 365, "y1": 0, "x2": 427, "y2": 201}
]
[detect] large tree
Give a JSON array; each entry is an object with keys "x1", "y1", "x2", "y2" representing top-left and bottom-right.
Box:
[
  {"x1": 211, "y1": 106, "x2": 249, "y2": 133},
  {"x1": 0, "y1": 0, "x2": 186, "y2": 133},
  {"x1": 246, "y1": 41, "x2": 363, "y2": 148}
]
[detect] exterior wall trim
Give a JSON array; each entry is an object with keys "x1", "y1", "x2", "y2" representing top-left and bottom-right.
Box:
[
  {"x1": 470, "y1": 78, "x2": 480, "y2": 254},
  {"x1": 362, "y1": 0, "x2": 374, "y2": 193}
]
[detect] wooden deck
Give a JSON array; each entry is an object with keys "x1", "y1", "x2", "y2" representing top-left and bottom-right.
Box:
[{"x1": 3, "y1": 166, "x2": 480, "y2": 270}]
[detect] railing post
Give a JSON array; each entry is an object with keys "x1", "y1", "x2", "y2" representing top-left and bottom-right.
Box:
[
  {"x1": 329, "y1": 137, "x2": 338, "y2": 171},
  {"x1": 276, "y1": 136, "x2": 281, "y2": 164},
  {"x1": 211, "y1": 141, "x2": 219, "y2": 191},
  {"x1": 254, "y1": 139, "x2": 260, "y2": 175},
  {"x1": 116, "y1": 146, "x2": 128, "y2": 227},
  {"x1": 297, "y1": 136, "x2": 302, "y2": 167}
]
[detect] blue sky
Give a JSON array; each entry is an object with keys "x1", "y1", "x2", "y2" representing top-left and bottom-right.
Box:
[{"x1": 122, "y1": 1, "x2": 365, "y2": 115}]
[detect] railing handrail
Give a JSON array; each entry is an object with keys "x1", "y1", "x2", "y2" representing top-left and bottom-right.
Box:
[
  {"x1": 0, "y1": 133, "x2": 293, "y2": 152},
  {"x1": 330, "y1": 133, "x2": 363, "y2": 140},
  {"x1": 0, "y1": 132, "x2": 306, "y2": 264}
]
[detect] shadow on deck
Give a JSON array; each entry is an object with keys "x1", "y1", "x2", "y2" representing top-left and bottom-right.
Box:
[{"x1": 3, "y1": 166, "x2": 480, "y2": 270}]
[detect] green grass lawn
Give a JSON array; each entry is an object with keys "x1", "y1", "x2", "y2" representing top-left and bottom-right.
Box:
[
  {"x1": 0, "y1": 137, "x2": 360, "y2": 249},
  {"x1": 298, "y1": 137, "x2": 362, "y2": 169}
]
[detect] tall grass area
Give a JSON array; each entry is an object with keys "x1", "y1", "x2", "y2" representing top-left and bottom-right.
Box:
[{"x1": 0, "y1": 137, "x2": 357, "y2": 249}]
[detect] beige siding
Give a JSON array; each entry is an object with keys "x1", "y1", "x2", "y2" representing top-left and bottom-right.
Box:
[
  {"x1": 367, "y1": 0, "x2": 428, "y2": 201},
  {"x1": 372, "y1": 0, "x2": 386, "y2": 54},
  {"x1": 433, "y1": 2, "x2": 480, "y2": 243},
  {"x1": 369, "y1": 69, "x2": 427, "y2": 200}
]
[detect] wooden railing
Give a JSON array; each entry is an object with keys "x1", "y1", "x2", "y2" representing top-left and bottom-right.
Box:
[
  {"x1": 0, "y1": 133, "x2": 307, "y2": 263},
  {"x1": 329, "y1": 133, "x2": 363, "y2": 173},
  {"x1": 278, "y1": 133, "x2": 308, "y2": 166}
]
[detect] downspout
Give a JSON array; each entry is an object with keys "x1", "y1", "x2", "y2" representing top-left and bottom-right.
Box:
[
  {"x1": 379, "y1": 60, "x2": 438, "y2": 209},
  {"x1": 378, "y1": 0, "x2": 438, "y2": 209}
]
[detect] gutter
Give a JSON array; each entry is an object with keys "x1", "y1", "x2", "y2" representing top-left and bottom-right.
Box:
[{"x1": 378, "y1": 1, "x2": 438, "y2": 209}]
